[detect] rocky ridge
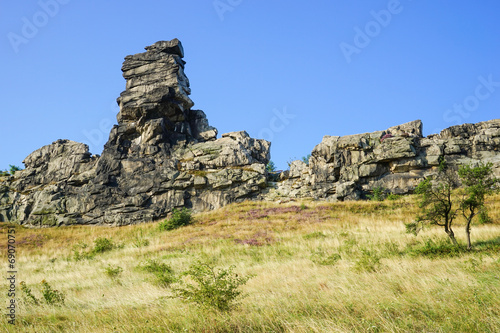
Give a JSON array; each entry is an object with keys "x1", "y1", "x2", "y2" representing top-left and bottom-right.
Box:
[
  {"x1": 1, "y1": 39, "x2": 499, "y2": 227},
  {"x1": 0, "y1": 39, "x2": 270, "y2": 226},
  {"x1": 270, "y1": 119, "x2": 500, "y2": 201}
]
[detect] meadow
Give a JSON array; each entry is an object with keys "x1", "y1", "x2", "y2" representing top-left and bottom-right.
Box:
[{"x1": 1, "y1": 194, "x2": 499, "y2": 332}]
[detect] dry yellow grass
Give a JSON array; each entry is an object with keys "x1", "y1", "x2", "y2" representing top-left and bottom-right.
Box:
[{"x1": 1, "y1": 194, "x2": 499, "y2": 332}]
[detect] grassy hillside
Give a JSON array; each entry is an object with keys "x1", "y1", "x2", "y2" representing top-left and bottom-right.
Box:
[{"x1": 2, "y1": 194, "x2": 500, "y2": 332}]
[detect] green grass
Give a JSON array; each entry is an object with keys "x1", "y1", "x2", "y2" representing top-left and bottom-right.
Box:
[{"x1": 1, "y1": 194, "x2": 500, "y2": 332}]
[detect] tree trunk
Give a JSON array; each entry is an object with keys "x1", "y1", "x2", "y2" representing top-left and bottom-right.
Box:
[
  {"x1": 446, "y1": 228, "x2": 458, "y2": 246},
  {"x1": 445, "y1": 224, "x2": 458, "y2": 246},
  {"x1": 465, "y1": 218, "x2": 473, "y2": 250}
]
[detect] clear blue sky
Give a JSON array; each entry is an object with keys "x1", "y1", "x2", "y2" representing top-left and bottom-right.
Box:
[{"x1": 1, "y1": 0, "x2": 499, "y2": 171}]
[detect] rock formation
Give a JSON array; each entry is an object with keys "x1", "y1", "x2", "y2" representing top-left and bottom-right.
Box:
[
  {"x1": 1, "y1": 38, "x2": 499, "y2": 227},
  {"x1": 0, "y1": 39, "x2": 270, "y2": 226},
  {"x1": 269, "y1": 119, "x2": 500, "y2": 201}
]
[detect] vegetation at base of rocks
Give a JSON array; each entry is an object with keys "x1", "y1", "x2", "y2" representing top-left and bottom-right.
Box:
[
  {"x1": 4, "y1": 195, "x2": 500, "y2": 332},
  {"x1": 366, "y1": 186, "x2": 386, "y2": 201},
  {"x1": 387, "y1": 193, "x2": 402, "y2": 200},
  {"x1": 171, "y1": 261, "x2": 252, "y2": 312},
  {"x1": 158, "y1": 208, "x2": 193, "y2": 231}
]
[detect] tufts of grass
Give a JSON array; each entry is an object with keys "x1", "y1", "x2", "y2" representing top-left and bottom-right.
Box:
[{"x1": 2, "y1": 194, "x2": 499, "y2": 332}]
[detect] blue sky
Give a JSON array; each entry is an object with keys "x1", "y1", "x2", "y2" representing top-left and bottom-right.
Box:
[{"x1": 1, "y1": 0, "x2": 499, "y2": 171}]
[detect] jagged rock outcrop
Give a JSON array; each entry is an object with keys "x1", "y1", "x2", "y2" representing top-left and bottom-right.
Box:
[
  {"x1": 1, "y1": 38, "x2": 499, "y2": 227},
  {"x1": 269, "y1": 119, "x2": 500, "y2": 201},
  {"x1": 0, "y1": 39, "x2": 270, "y2": 226}
]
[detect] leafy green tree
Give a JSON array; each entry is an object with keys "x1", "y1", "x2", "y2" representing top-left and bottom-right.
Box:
[
  {"x1": 458, "y1": 162, "x2": 499, "y2": 250},
  {"x1": 410, "y1": 160, "x2": 460, "y2": 245},
  {"x1": 301, "y1": 154, "x2": 311, "y2": 166},
  {"x1": 266, "y1": 160, "x2": 276, "y2": 173},
  {"x1": 9, "y1": 165, "x2": 22, "y2": 175}
]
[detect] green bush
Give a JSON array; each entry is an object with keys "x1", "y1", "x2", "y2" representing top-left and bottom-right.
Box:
[
  {"x1": 310, "y1": 249, "x2": 341, "y2": 266},
  {"x1": 92, "y1": 237, "x2": 115, "y2": 254},
  {"x1": 303, "y1": 231, "x2": 327, "y2": 240},
  {"x1": 159, "y1": 208, "x2": 193, "y2": 231},
  {"x1": 104, "y1": 264, "x2": 123, "y2": 279},
  {"x1": 71, "y1": 238, "x2": 118, "y2": 261},
  {"x1": 132, "y1": 230, "x2": 150, "y2": 247},
  {"x1": 172, "y1": 261, "x2": 251, "y2": 311},
  {"x1": 353, "y1": 249, "x2": 381, "y2": 272},
  {"x1": 266, "y1": 160, "x2": 276, "y2": 173},
  {"x1": 386, "y1": 193, "x2": 401, "y2": 201},
  {"x1": 138, "y1": 259, "x2": 176, "y2": 287},
  {"x1": 40, "y1": 280, "x2": 65, "y2": 305},
  {"x1": 404, "y1": 238, "x2": 465, "y2": 258},
  {"x1": 478, "y1": 209, "x2": 492, "y2": 224},
  {"x1": 20, "y1": 281, "x2": 39, "y2": 305},
  {"x1": 367, "y1": 186, "x2": 386, "y2": 201},
  {"x1": 72, "y1": 242, "x2": 93, "y2": 261},
  {"x1": 9, "y1": 165, "x2": 22, "y2": 175}
]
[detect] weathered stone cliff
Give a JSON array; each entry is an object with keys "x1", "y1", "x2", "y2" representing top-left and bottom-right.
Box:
[
  {"x1": 1, "y1": 38, "x2": 499, "y2": 227},
  {"x1": 0, "y1": 39, "x2": 270, "y2": 226},
  {"x1": 270, "y1": 119, "x2": 500, "y2": 201}
]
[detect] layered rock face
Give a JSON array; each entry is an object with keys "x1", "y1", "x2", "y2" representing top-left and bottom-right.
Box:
[
  {"x1": 1, "y1": 38, "x2": 499, "y2": 227},
  {"x1": 271, "y1": 119, "x2": 500, "y2": 201},
  {"x1": 0, "y1": 39, "x2": 270, "y2": 226}
]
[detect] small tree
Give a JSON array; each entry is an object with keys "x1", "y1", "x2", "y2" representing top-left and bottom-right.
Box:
[
  {"x1": 301, "y1": 154, "x2": 311, "y2": 166},
  {"x1": 410, "y1": 160, "x2": 460, "y2": 245},
  {"x1": 266, "y1": 160, "x2": 276, "y2": 173},
  {"x1": 458, "y1": 162, "x2": 499, "y2": 250},
  {"x1": 171, "y1": 261, "x2": 251, "y2": 311},
  {"x1": 9, "y1": 165, "x2": 22, "y2": 175}
]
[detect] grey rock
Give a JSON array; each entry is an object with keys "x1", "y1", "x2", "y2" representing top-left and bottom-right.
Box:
[
  {"x1": 271, "y1": 119, "x2": 500, "y2": 201},
  {"x1": 1, "y1": 39, "x2": 270, "y2": 227}
]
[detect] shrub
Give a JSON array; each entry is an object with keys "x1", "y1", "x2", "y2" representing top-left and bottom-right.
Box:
[
  {"x1": 303, "y1": 231, "x2": 327, "y2": 240},
  {"x1": 40, "y1": 280, "x2": 65, "y2": 305},
  {"x1": 72, "y1": 242, "x2": 93, "y2": 261},
  {"x1": 20, "y1": 281, "x2": 39, "y2": 305},
  {"x1": 172, "y1": 261, "x2": 252, "y2": 311},
  {"x1": 9, "y1": 165, "x2": 22, "y2": 175},
  {"x1": 387, "y1": 193, "x2": 401, "y2": 201},
  {"x1": 104, "y1": 264, "x2": 123, "y2": 279},
  {"x1": 266, "y1": 160, "x2": 276, "y2": 173},
  {"x1": 310, "y1": 249, "x2": 341, "y2": 266},
  {"x1": 159, "y1": 208, "x2": 193, "y2": 231},
  {"x1": 404, "y1": 238, "x2": 465, "y2": 258},
  {"x1": 132, "y1": 230, "x2": 150, "y2": 247},
  {"x1": 478, "y1": 209, "x2": 492, "y2": 224},
  {"x1": 353, "y1": 249, "x2": 381, "y2": 272},
  {"x1": 71, "y1": 238, "x2": 118, "y2": 261},
  {"x1": 92, "y1": 237, "x2": 115, "y2": 254},
  {"x1": 138, "y1": 259, "x2": 176, "y2": 287},
  {"x1": 367, "y1": 187, "x2": 386, "y2": 201}
]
